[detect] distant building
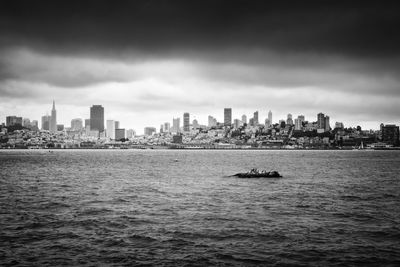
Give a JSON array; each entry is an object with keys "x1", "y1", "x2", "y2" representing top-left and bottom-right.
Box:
[
  {"x1": 192, "y1": 119, "x2": 199, "y2": 129},
  {"x1": 335, "y1": 122, "x2": 344, "y2": 129},
  {"x1": 126, "y1": 129, "x2": 135, "y2": 139},
  {"x1": 6, "y1": 116, "x2": 22, "y2": 127},
  {"x1": 317, "y1": 113, "x2": 325, "y2": 130},
  {"x1": 172, "y1": 118, "x2": 180, "y2": 133},
  {"x1": 172, "y1": 134, "x2": 183, "y2": 144},
  {"x1": 234, "y1": 119, "x2": 241, "y2": 129},
  {"x1": 208, "y1": 116, "x2": 217, "y2": 127},
  {"x1": 286, "y1": 113, "x2": 293, "y2": 125},
  {"x1": 268, "y1": 110, "x2": 272, "y2": 125},
  {"x1": 381, "y1": 124, "x2": 399, "y2": 146},
  {"x1": 324, "y1": 116, "x2": 330, "y2": 132},
  {"x1": 253, "y1": 111, "x2": 259, "y2": 125},
  {"x1": 183, "y1": 112, "x2": 190, "y2": 132},
  {"x1": 294, "y1": 118, "x2": 302, "y2": 130},
  {"x1": 31, "y1": 120, "x2": 39, "y2": 131},
  {"x1": 71, "y1": 118, "x2": 83, "y2": 131},
  {"x1": 160, "y1": 124, "x2": 164, "y2": 133},
  {"x1": 106, "y1": 120, "x2": 115, "y2": 139},
  {"x1": 164, "y1": 122, "x2": 170, "y2": 132},
  {"x1": 115, "y1": 121, "x2": 120, "y2": 129},
  {"x1": 57, "y1": 124, "x2": 64, "y2": 131},
  {"x1": 241, "y1": 114, "x2": 247, "y2": 124},
  {"x1": 224, "y1": 108, "x2": 232, "y2": 127},
  {"x1": 144, "y1": 127, "x2": 156, "y2": 136},
  {"x1": 85, "y1": 119, "x2": 90, "y2": 129},
  {"x1": 22, "y1": 118, "x2": 31, "y2": 127},
  {"x1": 90, "y1": 105, "x2": 104, "y2": 133},
  {"x1": 50, "y1": 100, "x2": 57, "y2": 133},
  {"x1": 265, "y1": 118, "x2": 271, "y2": 128},
  {"x1": 41, "y1": 115, "x2": 51, "y2": 130},
  {"x1": 249, "y1": 118, "x2": 254, "y2": 127},
  {"x1": 115, "y1": 128, "x2": 126, "y2": 140}
]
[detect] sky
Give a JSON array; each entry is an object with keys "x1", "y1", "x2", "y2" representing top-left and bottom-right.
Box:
[{"x1": 1, "y1": 0, "x2": 400, "y2": 133}]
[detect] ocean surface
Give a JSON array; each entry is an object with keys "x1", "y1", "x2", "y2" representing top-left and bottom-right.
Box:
[{"x1": 1, "y1": 150, "x2": 399, "y2": 266}]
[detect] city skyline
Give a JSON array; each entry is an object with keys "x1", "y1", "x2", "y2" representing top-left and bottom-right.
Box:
[{"x1": 1, "y1": 1, "x2": 400, "y2": 134}]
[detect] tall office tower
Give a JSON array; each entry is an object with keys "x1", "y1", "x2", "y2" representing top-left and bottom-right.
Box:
[
  {"x1": 286, "y1": 113, "x2": 293, "y2": 125},
  {"x1": 90, "y1": 105, "x2": 104, "y2": 132},
  {"x1": 41, "y1": 115, "x2": 51, "y2": 130},
  {"x1": 268, "y1": 110, "x2": 272, "y2": 125},
  {"x1": 224, "y1": 108, "x2": 232, "y2": 126},
  {"x1": 49, "y1": 100, "x2": 57, "y2": 133},
  {"x1": 115, "y1": 121, "x2": 120, "y2": 129},
  {"x1": 164, "y1": 122, "x2": 170, "y2": 132},
  {"x1": 85, "y1": 119, "x2": 90, "y2": 129},
  {"x1": 324, "y1": 116, "x2": 330, "y2": 132},
  {"x1": 317, "y1": 113, "x2": 325, "y2": 130},
  {"x1": 253, "y1": 111, "x2": 259, "y2": 125},
  {"x1": 71, "y1": 118, "x2": 83, "y2": 131},
  {"x1": 106, "y1": 120, "x2": 115, "y2": 139},
  {"x1": 183, "y1": 112, "x2": 190, "y2": 132},
  {"x1": 172, "y1": 118, "x2": 180, "y2": 133},
  {"x1": 241, "y1": 115, "x2": 247, "y2": 124}
]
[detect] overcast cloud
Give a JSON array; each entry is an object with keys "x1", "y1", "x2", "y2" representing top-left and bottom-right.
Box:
[{"x1": 1, "y1": 0, "x2": 400, "y2": 133}]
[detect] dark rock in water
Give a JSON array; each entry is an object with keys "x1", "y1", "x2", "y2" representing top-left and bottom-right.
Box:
[{"x1": 232, "y1": 170, "x2": 282, "y2": 178}]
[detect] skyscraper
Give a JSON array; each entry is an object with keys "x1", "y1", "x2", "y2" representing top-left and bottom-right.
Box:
[
  {"x1": 253, "y1": 111, "x2": 259, "y2": 125},
  {"x1": 71, "y1": 118, "x2": 83, "y2": 131},
  {"x1": 172, "y1": 117, "x2": 180, "y2": 133},
  {"x1": 268, "y1": 110, "x2": 272, "y2": 125},
  {"x1": 106, "y1": 120, "x2": 115, "y2": 139},
  {"x1": 241, "y1": 114, "x2": 247, "y2": 124},
  {"x1": 317, "y1": 113, "x2": 325, "y2": 130},
  {"x1": 90, "y1": 105, "x2": 104, "y2": 132},
  {"x1": 286, "y1": 114, "x2": 293, "y2": 125},
  {"x1": 164, "y1": 122, "x2": 170, "y2": 132},
  {"x1": 50, "y1": 100, "x2": 57, "y2": 133},
  {"x1": 324, "y1": 116, "x2": 330, "y2": 132},
  {"x1": 41, "y1": 115, "x2": 51, "y2": 130},
  {"x1": 183, "y1": 112, "x2": 190, "y2": 132},
  {"x1": 224, "y1": 108, "x2": 232, "y2": 127}
]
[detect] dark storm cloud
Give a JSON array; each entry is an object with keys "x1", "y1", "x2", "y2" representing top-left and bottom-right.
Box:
[{"x1": 1, "y1": 0, "x2": 399, "y2": 58}]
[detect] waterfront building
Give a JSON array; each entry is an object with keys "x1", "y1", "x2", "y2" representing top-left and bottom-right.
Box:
[
  {"x1": 71, "y1": 118, "x2": 83, "y2": 131},
  {"x1": 253, "y1": 111, "x2": 259, "y2": 125},
  {"x1": 381, "y1": 124, "x2": 400, "y2": 146},
  {"x1": 224, "y1": 108, "x2": 232, "y2": 127},
  {"x1": 115, "y1": 128, "x2": 126, "y2": 140},
  {"x1": 106, "y1": 120, "x2": 115, "y2": 139},
  {"x1": 287, "y1": 114, "x2": 293, "y2": 125},
  {"x1": 50, "y1": 100, "x2": 57, "y2": 133},
  {"x1": 90, "y1": 105, "x2": 104, "y2": 133},
  {"x1": 144, "y1": 127, "x2": 156, "y2": 136},
  {"x1": 183, "y1": 112, "x2": 190, "y2": 132},
  {"x1": 242, "y1": 115, "x2": 247, "y2": 124},
  {"x1": 317, "y1": 113, "x2": 325, "y2": 130},
  {"x1": 172, "y1": 118, "x2": 180, "y2": 133},
  {"x1": 41, "y1": 115, "x2": 51, "y2": 130},
  {"x1": 268, "y1": 110, "x2": 272, "y2": 125}
]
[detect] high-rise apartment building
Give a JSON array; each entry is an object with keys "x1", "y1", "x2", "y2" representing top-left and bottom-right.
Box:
[
  {"x1": 183, "y1": 112, "x2": 190, "y2": 132},
  {"x1": 90, "y1": 105, "x2": 104, "y2": 132},
  {"x1": 224, "y1": 108, "x2": 232, "y2": 127},
  {"x1": 50, "y1": 100, "x2": 57, "y2": 133},
  {"x1": 106, "y1": 120, "x2": 115, "y2": 139}
]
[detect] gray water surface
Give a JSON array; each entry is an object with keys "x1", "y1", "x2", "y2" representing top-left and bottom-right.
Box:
[{"x1": 1, "y1": 150, "x2": 399, "y2": 266}]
